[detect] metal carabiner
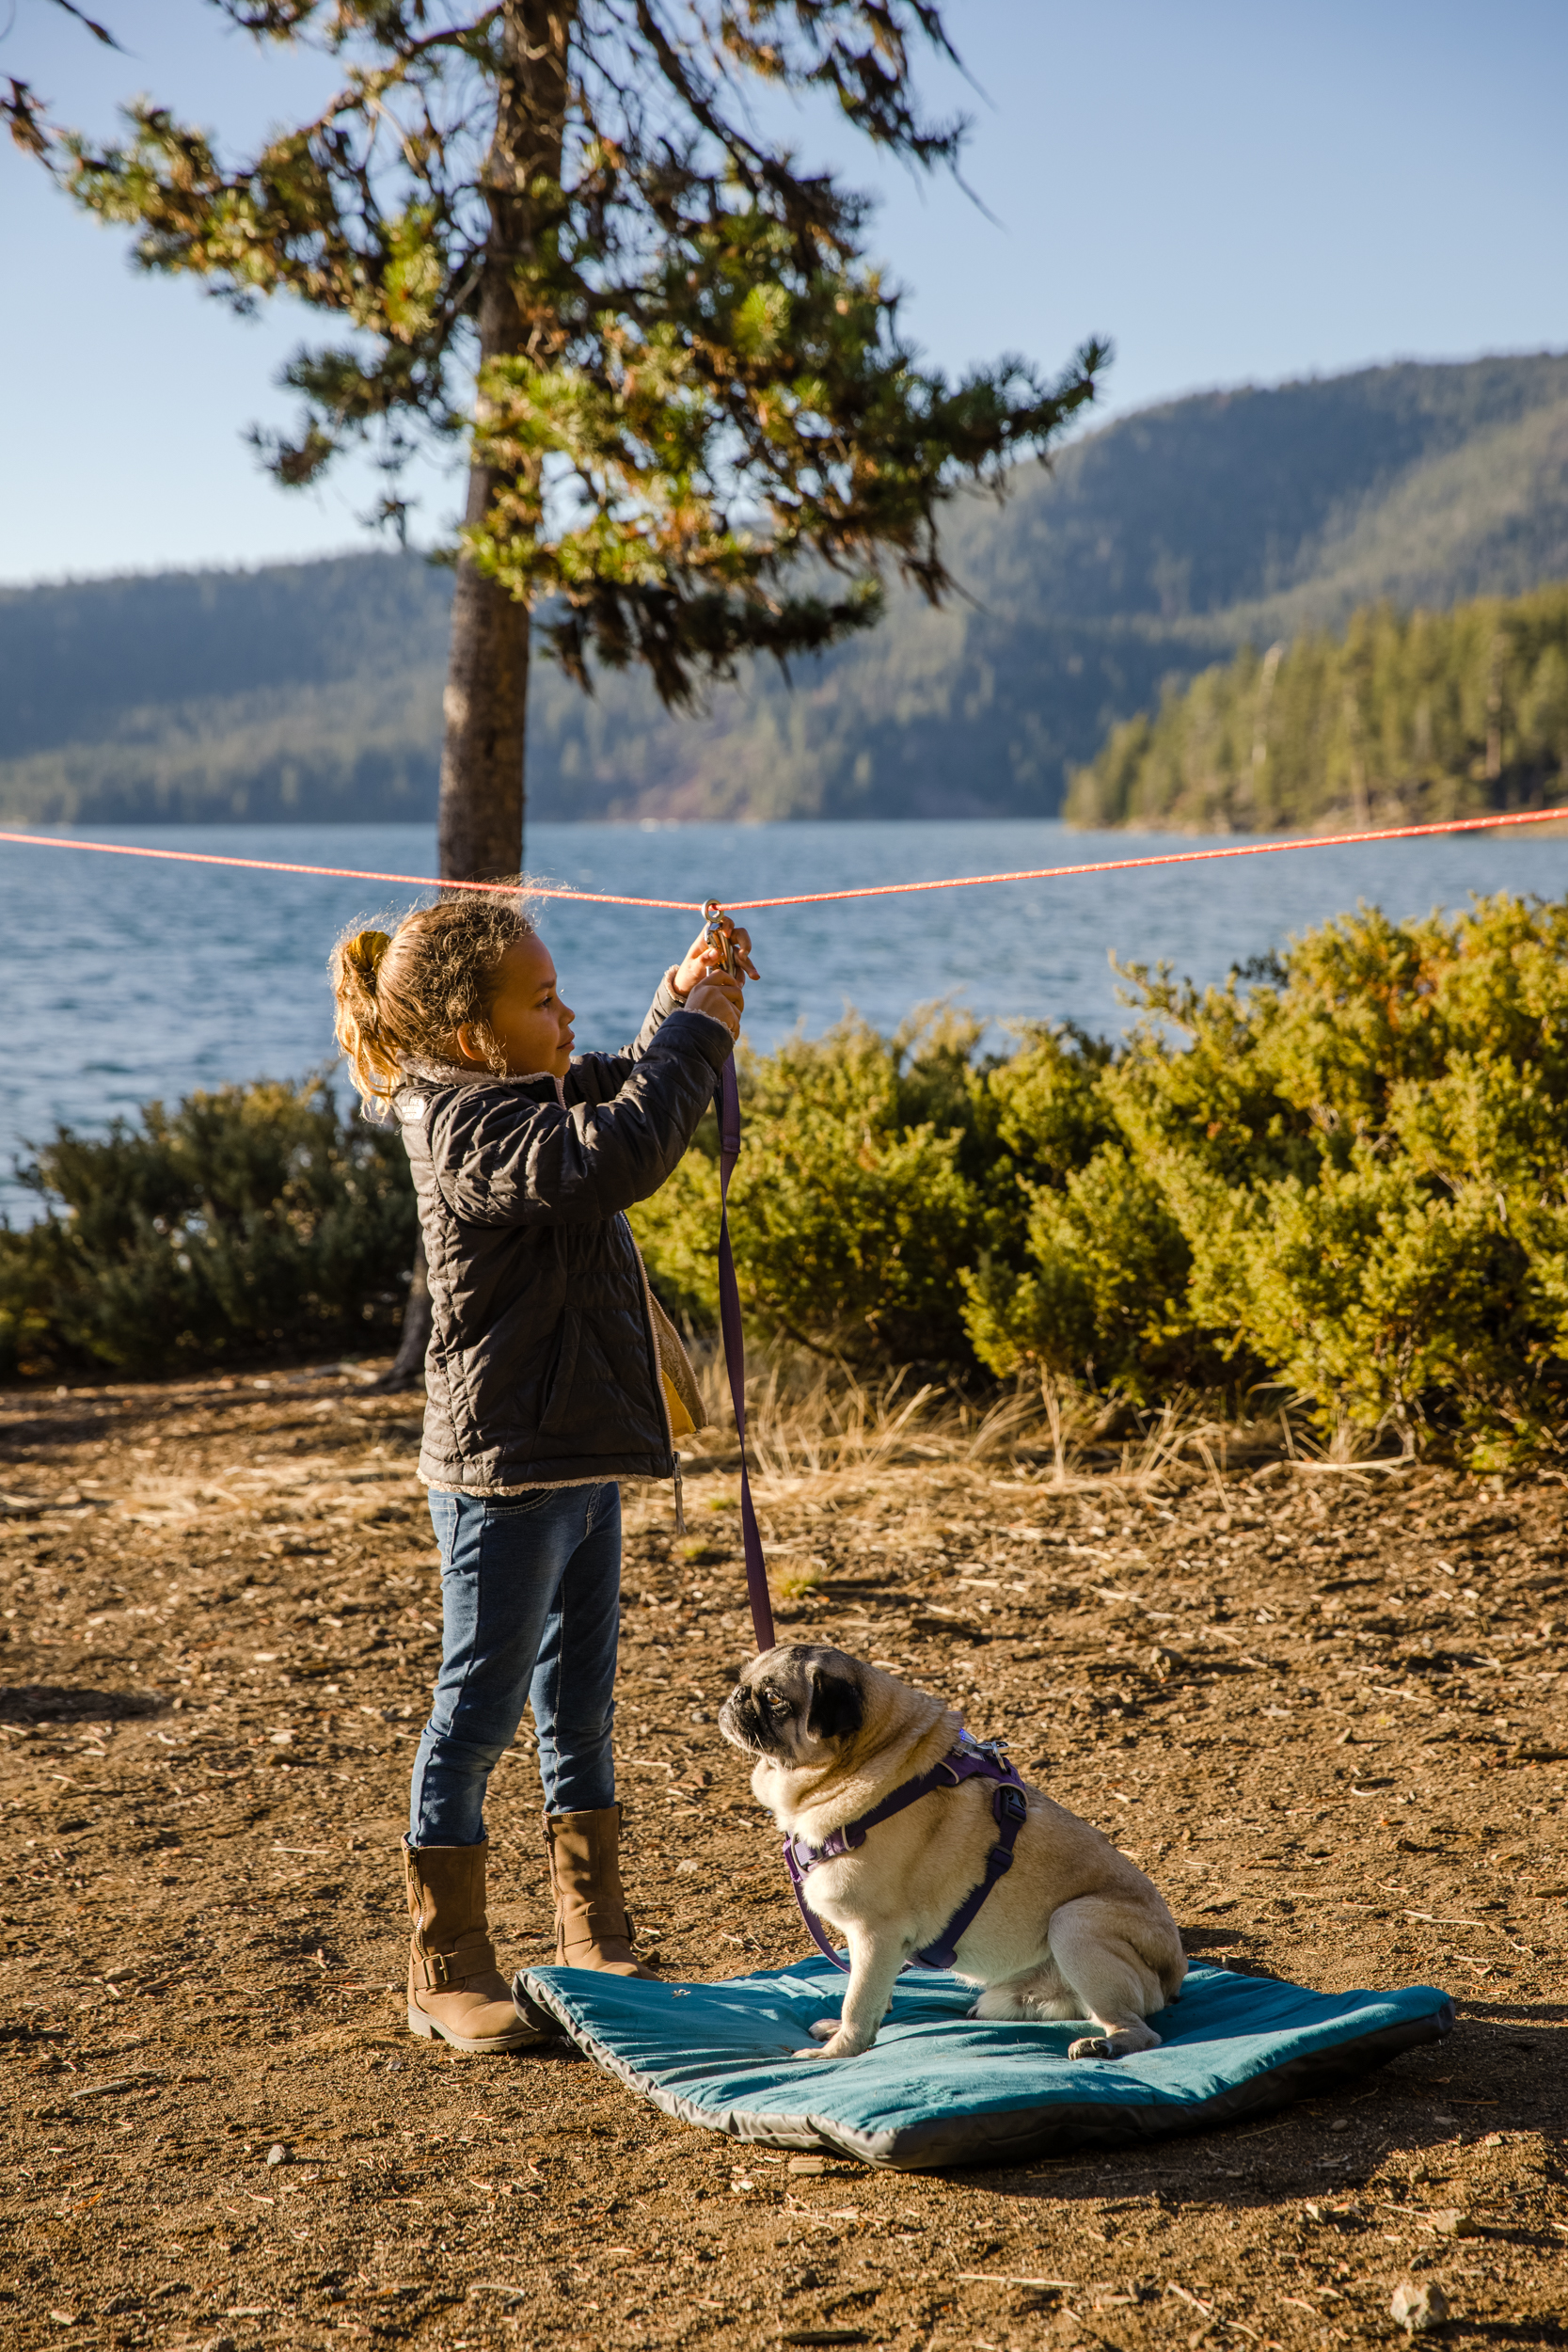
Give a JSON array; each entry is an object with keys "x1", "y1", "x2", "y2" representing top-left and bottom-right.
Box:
[{"x1": 702, "y1": 898, "x2": 737, "y2": 978}]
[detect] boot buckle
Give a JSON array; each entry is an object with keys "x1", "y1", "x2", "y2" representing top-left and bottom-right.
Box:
[{"x1": 415, "y1": 1938, "x2": 488, "y2": 1991}]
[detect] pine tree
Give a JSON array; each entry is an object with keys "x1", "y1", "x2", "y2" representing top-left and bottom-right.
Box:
[{"x1": 8, "y1": 1, "x2": 1107, "y2": 880}]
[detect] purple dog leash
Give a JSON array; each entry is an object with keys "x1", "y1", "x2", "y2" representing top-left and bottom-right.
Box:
[
  {"x1": 705, "y1": 903, "x2": 775, "y2": 1654},
  {"x1": 702, "y1": 907, "x2": 1022, "y2": 1978}
]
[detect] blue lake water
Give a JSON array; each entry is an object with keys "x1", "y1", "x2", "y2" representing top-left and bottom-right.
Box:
[{"x1": 4, "y1": 817, "x2": 1567, "y2": 1222}]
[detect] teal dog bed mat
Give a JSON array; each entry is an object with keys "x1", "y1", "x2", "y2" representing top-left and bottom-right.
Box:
[{"x1": 518, "y1": 1957, "x2": 1452, "y2": 2170}]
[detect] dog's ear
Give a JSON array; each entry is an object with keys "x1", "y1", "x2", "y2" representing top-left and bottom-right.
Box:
[{"x1": 806, "y1": 1661, "x2": 863, "y2": 1746}]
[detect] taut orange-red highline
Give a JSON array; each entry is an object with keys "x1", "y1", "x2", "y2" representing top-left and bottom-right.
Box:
[{"x1": 2, "y1": 804, "x2": 1566, "y2": 911}]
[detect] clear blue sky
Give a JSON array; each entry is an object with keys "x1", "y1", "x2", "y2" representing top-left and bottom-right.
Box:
[{"x1": 2, "y1": 0, "x2": 1564, "y2": 586}]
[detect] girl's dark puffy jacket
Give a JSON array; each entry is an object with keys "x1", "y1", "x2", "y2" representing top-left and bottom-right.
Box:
[{"x1": 393, "y1": 978, "x2": 732, "y2": 1494}]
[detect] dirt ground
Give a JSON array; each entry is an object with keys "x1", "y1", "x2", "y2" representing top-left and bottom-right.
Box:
[{"x1": 2, "y1": 1365, "x2": 1565, "y2": 2352}]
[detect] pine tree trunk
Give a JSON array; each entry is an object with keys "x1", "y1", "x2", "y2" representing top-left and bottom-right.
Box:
[
  {"x1": 380, "y1": 1230, "x2": 432, "y2": 1391},
  {"x1": 437, "y1": 541, "x2": 531, "y2": 882},
  {"x1": 387, "y1": 1, "x2": 573, "y2": 1391},
  {"x1": 436, "y1": 0, "x2": 573, "y2": 885}
]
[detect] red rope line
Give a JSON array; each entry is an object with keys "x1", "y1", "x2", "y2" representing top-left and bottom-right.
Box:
[
  {"x1": 2, "y1": 803, "x2": 1566, "y2": 914},
  {"x1": 720, "y1": 804, "x2": 1568, "y2": 908},
  {"x1": 0, "y1": 831, "x2": 700, "y2": 910}
]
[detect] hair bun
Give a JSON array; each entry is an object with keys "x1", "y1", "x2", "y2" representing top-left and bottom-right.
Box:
[{"x1": 347, "y1": 929, "x2": 391, "y2": 987}]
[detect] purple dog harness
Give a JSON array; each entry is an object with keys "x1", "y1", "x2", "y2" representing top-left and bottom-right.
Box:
[{"x1": 782, "y1": 1733, "x2": 1029, "y2": 1974}]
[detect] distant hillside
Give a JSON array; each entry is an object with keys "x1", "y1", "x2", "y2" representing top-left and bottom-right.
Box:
[
  {"x1": 4, "y1": 351, "x2": 1568, "y2": 826},
  {"x1": 1065, "y1": 583, "x2": 1568, "y2": 834}
]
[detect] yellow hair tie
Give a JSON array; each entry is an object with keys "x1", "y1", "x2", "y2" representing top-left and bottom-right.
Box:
[{"x1": 349, "y1": 929, "x2": 391, "y2": 987}]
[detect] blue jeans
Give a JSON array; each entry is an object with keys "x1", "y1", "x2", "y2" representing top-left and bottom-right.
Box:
[{"x1": 408, "y1": 1483, "x2": 622, "y2": 1847}]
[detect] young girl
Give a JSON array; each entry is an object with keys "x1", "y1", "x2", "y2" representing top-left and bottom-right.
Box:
[{"x1": 330, "y1": 889, "x2": 752, "y2": 2053}]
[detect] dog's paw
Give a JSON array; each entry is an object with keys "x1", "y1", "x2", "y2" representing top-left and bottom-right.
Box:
[
  {"x1": 795, "y1": 2029, "x2": 869, "y2": 2060},
  {"x1": 1069, "y1": 2021, "x2": 1160, "y2": 2060},
  {"x1": 808, "y1": 2017, "x2": 840, "y2": 2042}
]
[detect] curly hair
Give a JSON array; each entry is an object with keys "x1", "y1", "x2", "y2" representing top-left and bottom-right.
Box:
[{"x1": 329, "y1": 886, "x2": 537, "y2": 1108}]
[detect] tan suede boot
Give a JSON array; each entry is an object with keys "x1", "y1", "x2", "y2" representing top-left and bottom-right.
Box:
[
  {"x1": 404, "y1": 1837, "x2": 547, "y2": 2053},
  {"x1": 544, "y1": 1804, "x2": 658, "y2": 1978}
]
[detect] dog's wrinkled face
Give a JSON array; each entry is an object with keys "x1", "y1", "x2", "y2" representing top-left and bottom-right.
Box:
[{"x1": 718, "y1": 1644, "x2": 865, "y2": 1766}]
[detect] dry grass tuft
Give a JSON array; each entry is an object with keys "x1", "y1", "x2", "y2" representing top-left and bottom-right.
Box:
[{"x1": 678, "y1": 1340, "x2": 1357, "y2": 1499}]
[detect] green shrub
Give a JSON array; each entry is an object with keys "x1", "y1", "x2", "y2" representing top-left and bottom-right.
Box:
[
  {"x1": 10, "y1": 895, "x2": 1567, "y2": 1464},
  {"x1": 956, "y1": 1021, "x2": 1223, "y2": 1400},
  {"x1": 0, "y1": 1077, "x2": 416, "y2": 1377},
  {"x1": 631, "y1": 1011, "x2": 991, "y2": 1364},
  {"x1": 1095, "y1": 895, "x2": 1568, "y2": 1458},
  {"x1": 961, "y1": 1144, "x2": 1216, "y2": 1404}
]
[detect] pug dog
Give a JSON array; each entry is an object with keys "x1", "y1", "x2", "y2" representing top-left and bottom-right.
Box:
[{"x1": 720, "y1": 1643, "x2": 1185, "y2": 2062}]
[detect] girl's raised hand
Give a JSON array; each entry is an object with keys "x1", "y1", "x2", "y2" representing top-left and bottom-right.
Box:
[
  {"x1": 673, "y1": 916, "x2": 758, "y2": 997},
  {"x1": 686, "y1": 970, "x2": 745, "y2": 1041}
]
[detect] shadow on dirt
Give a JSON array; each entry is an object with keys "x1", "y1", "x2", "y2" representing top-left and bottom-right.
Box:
[
  {"x1": 1456, "y1": 1997, "x2": 1568, "y2": 2025},
  {"x1": 1452, "y1": 2329, "x2": 1568, "y2": 2347},
  {"x1": 1179, "y1": 1925, "x2": 1291, "y2": 1979},
  {"x1": 0, "y1": 1682, "x2": 166, "y2": 1724}
]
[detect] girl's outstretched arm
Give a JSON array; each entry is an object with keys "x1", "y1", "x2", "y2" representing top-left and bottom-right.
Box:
[{"x1": 424, "y1": 1009, "x2": 734, "y2": 1229}]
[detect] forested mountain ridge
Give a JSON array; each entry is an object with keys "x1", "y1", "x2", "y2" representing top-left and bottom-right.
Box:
[
  {"x1": 1066, "y1": 582, "x2": 1568, "y2": 834},
  {"x1": 4, "y1": 351, "x2": 1568, "y2": 827}
]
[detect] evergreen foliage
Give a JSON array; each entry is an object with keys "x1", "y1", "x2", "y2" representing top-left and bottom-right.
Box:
[
  {"x1": 1067, "y1": 584, "x2": 1568, "y2": 834},
  {"x1": 0, "y1": 1079, "x2": 416, "y2": 1376},
  {"x1": 8, "y1": 0, "x2": 1102, "y2": 872},
  {"x1": 8, "y1": 893, "x2": 1567, "y2": 1462},
  {"x1": 632, "y1": 894, "x2": 1568, "y2": 1465},
  {"x1": 631, "y1": 1009, "x2": 995, "y2": 1365}
]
